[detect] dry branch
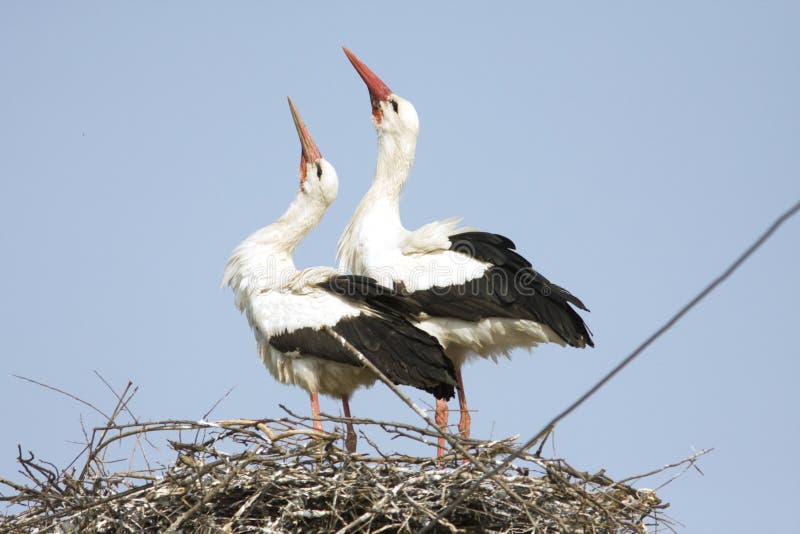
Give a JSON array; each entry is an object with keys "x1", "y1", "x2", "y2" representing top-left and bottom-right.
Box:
[{"x1": 0, "y1": 409, "x2": 706, "y2": 533}]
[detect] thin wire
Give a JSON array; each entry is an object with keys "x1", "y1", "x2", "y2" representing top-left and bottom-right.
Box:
[{"x1": 421, "y1": 199, "x2": 800, "y2": 532}]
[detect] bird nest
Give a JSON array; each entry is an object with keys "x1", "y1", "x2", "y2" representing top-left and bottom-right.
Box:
[{"x1": 1, "y1": 403, "x2": 707, "y2": 533}]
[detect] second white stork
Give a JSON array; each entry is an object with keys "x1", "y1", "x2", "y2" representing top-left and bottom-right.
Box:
[
  {"x1": 223, "y1": 97, "x2": 457, "y2": 452},
  {"x1": 337, "y1": 48, "x2": 594, "y2": 455}
]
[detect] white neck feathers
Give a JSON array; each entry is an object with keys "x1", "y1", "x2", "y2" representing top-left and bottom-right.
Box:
[
  {"x1": 223, "y1": 191, "x2": 327, "y2": 307},
  {"x1": 337, "y1": 128, "x2": 418, "y2": 271}
]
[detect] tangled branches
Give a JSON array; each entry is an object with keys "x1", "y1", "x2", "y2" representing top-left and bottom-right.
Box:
[{"x1": 0, "y1": 403, "x2": 708, "y2": 533}]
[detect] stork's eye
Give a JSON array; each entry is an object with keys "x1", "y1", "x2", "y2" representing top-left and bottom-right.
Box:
[
  {"x1": 390, "y1": 99, "x2": 399, "y2": 113},
  {"x1": 316, "y1": 163, "x2": 323, "y2": 179}
]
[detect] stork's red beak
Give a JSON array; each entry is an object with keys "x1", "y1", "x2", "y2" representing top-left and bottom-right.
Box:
[
  {"x1": 342, "y1": 47, "x2": 392, "y2": 121},
  {"x1": 287, "y1": 97, "x2": 322, "y2": 187}
]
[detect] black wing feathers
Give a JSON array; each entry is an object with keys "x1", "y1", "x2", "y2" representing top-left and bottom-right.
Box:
[
  {"x1": 332, "y1": 314, "x2": 455, "y2": 400},
  {"x1": 323, "y1": 275, "x2": 424, "y2": 317},
  {"x1": 413, "y1": 231, "x2": 594, "y2": 348},
  {"x1": 270, "y1": 276, "x2": 457, "y2": 400},
  {"x1": 269, "y1": 328, "x2": 359, "y2": 368}
]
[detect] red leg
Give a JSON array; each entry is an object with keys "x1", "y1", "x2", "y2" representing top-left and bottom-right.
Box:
[
  {"x1": 310, "y1": 391, "x2": 323, "y2": 432},
  {"x1": 435, "y1": 397, "x2": 449, "y2": 458},
  {"x1": 455, "y1": 366, "x2": 471, "y2": 439},
  {"x1": 342, "y1": 395, "x2": 357, "y2": 453}
]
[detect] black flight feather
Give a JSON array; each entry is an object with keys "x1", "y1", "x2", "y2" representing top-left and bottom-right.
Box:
[
  {"x1": 268, "y1": 275, "x2": 457, "y2": 400},
  {"x1": 410, "y1": 231, "x2": 594, "y2": 349}
]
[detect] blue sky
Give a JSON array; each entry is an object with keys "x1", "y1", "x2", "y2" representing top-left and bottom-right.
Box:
[{"x1": 1, "y1": 3, "x2": 798, "y2": 531}]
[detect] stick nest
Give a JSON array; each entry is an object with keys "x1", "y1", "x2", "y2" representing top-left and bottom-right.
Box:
[{"x1": 1, "y1": 404, "x2": 707, "y2": 534}]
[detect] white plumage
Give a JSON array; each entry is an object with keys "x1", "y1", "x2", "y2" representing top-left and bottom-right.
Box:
[
  {"x1": 247, "y1": 269, "x2": 376, "y2": 397},
  {"x1": 222, "y1": 99, "x2": 375, "y2": 450},
  {"x1": 338, "y1": 48, "x2": 593, "y2": 453},
  {"x1": 223, "y1": 97, "x2": 457, "y2": 453}
]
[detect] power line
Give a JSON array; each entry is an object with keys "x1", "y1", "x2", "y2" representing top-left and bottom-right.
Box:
[{"x1": 422, "y1": 199, "x2": 800, "y2": 532}]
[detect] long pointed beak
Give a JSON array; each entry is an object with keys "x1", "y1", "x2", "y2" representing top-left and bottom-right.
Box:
[
  {"x1": 287, "y1": 97, "x2": 322, "y2": 185},
  {"x1": 342, "y1": 47, "x2": 392, "y2": 111}
]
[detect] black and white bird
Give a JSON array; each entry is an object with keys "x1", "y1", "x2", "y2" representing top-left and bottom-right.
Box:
[
  {"x1": 223, "y1": 97, "x2": 457, "y2": 452},
  {"x1": 337, "y1": 48, "x2": 594, "y2": 454}
]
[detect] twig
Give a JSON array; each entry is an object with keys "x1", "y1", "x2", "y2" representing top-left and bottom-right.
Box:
[
  {"x1": 1, "y1": 410, "x2": 685, "y2": 532},
  {"x1": 321, "y1": 326, "x2": 534, "y2": 521},
  {"x1": 79, "y1": 381, "x2": 135, "y2": 481},
  {"x1": 202, "y1": 385, "x2": 237, "y2": 420},
  {"x1": 421, "y1": 199, "x2": 800, "y2": 531},
  {"x1": 164, "y1": 456, "x2": 250, "y2": 533},
  {"x1": 94, "y1": 371, "x2": 139, "y2": 424},
  {"x1": 616, "y1": 447, "x2": 713, "y2": 486},
  {"x1": 12, "y1": 375, "x2": 109, "y2": 420},
  {"x1": 334, "y1": 492, "x2": 390, "y2": 534}
]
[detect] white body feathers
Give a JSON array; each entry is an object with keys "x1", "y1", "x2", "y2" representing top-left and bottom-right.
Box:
[
  {"x1": 339, "y1": 214, "x2": 562, "y2": 367},
  {"x1": 337, "y1": 93, "x2": 562, "y2": 365},
  {"x1": 223, "y1": 160, "x2": 379, "y2": 399}
]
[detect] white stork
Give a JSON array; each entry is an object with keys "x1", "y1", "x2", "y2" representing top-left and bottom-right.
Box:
[
  {"x1": 337, "y1": 48, "x2": 594, "y2": 455},
  {"x1": 223, "y1": 97, "x2": 457, "y2": 452}
]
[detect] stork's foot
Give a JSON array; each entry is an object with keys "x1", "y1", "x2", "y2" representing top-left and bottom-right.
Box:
[
  {"x1": 458, "y1": 411, "x2": 471, "y2": 440},
  {"x1": 435, "y1": 398, "x2": 449, "y2": 458},
  {"x1": 310, "y1": 392, "x2": 323, "y2": 433},
  {"x1": 454, "y1": 367, "x2": 471, "y2": 440},
  {"x1": 436, "y1": 437, "x2": 446, "y2": 458},
  {"x1": 341, "y1": 395, "x2": 357, "y2": 453},
  {"x1": 312, "y1": 419, "x2": 324, "y2": 433},
  {"x1": 345, "y1": 423, "x2": 357, "y2": 453}
]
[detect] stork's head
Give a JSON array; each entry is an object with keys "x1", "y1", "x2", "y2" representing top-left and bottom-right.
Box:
[
  {"x1": 343, "y1": 47, "x2": 419, "y2": 139},
  {"x1": 288, "y1": 97, "x2": 338, "y2": 206}
]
